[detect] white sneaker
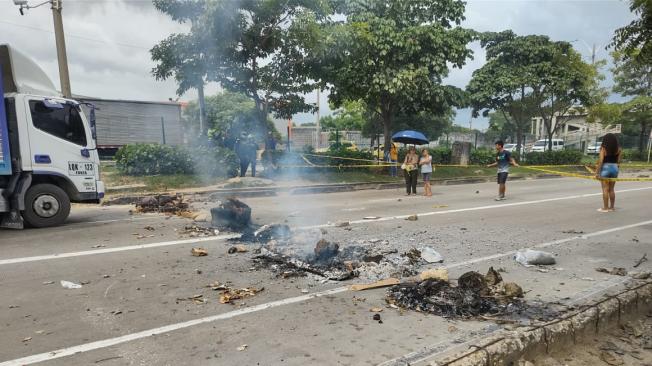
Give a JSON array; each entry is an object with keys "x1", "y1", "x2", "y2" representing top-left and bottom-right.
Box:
[{"x1": 495, "y1": 196, "x2": 506, "y2": 201}]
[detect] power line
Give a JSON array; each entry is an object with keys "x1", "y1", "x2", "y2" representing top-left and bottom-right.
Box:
[{"x1": 0, "y1": 19, "x2": 151, "y2": 50}]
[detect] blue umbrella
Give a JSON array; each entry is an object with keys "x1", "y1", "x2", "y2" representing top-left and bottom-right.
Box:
[{"x1": 391, "y1": 130, "x2": 429, "y2": 145}]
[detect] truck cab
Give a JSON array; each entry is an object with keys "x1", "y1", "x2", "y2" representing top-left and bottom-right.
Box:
[{"x1": 1, "y1": 44, "x2": 104, "y2": 228}]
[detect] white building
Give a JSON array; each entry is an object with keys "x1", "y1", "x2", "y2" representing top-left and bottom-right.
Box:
[{"x1": 530, "y1": 109, "x2": 620, "y2": 149}]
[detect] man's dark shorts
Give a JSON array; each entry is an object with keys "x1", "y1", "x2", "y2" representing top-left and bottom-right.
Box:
[{"x1": 497, "y1": 172, "x2": 508, "y2": 184}]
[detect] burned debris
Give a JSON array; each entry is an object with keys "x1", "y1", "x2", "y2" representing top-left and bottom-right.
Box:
[
  {"x1": 211, "y1": 198, "x2": 252, "y2": 229},
  {"x1": 386, "y1": 267, "x2": 525, "y2": 319},
  {"x1": 135, "y1": 194, "x2": 189, "y2": 214}
]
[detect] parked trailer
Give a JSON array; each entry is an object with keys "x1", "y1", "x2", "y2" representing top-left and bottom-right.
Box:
[{"x1": 78, "y1": 98, "x2": 183, "y2": 156}]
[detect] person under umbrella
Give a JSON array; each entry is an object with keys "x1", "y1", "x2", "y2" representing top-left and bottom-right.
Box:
[{"x1": 402, "y1": 146, "x2": 419, "y2": 195}]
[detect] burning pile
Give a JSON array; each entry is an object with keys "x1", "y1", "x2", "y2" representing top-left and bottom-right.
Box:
[
  {"x1": 210, "y1": 198, "x2": 251, "y2": 229},
  {"x1": 386, "y1": 267, "x2": 524, "y2": 318}
]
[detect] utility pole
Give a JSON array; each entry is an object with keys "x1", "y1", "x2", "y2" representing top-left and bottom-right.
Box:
[
  {"x1": 315, "y1": 89, "x2": 320, "y2": 150},
  {"x1": 13, "y1": 0, "x2": 72, "y2": 98},
  {"x1": 51, "y1": 0, "x2": 71, "y2": 98}
]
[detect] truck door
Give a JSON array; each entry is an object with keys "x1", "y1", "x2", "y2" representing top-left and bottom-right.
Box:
[{"x1": 24, "y1": 97, "x2": 97, "y2": 196}]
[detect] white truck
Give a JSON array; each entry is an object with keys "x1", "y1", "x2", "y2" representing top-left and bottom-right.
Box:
[{"x1": 1, "y1": 44, "x2": 104, "y2": 229}]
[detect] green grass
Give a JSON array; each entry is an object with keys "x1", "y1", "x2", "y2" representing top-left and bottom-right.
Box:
[{"x1": 101, "y1": 164, "x2": 226, "y2": 194}]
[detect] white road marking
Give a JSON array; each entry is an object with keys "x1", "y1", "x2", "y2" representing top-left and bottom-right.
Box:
[
  {"x1": 0, "y1": 234, "x2": 239, "y2": 266},
  {"x1": 2, "y1": 219, "x2": 651, "y2": 365},
  {"x1": 1, "y1": 186, "x2": 650, "y2": 266},
  {"x1": 0, "y1": 287, "x2": 349, "y2": 366}
]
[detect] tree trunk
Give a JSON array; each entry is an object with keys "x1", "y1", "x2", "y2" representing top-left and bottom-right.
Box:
[
  {"x1": 515, "y1": 124, "x2": 523, "y2": 157},
  {"x1": 639, "y1": 121, "x2": 647, "y2": 153},
  {"x1": 381, "y1": 107, "x2": 392, "y2": 157},
  {"x1": 197, "y1": 83, "x2": 207, "y2": 136}
]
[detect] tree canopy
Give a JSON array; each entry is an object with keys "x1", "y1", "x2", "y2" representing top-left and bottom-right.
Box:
[
  {"x1": 611, "y1": 0, "x2": 652, "y2": 64},
  {"x1": 312, "y1": 0, "x2": 475, "y2": 153}
]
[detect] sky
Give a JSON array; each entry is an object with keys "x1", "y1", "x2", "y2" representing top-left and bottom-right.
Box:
[{"x1": 0, "y1": 0, "x2": 635, "y2": 130}]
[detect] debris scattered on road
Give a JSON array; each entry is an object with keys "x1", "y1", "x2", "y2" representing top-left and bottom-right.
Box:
[
  {"x1": 301, "y1": 289, "x2": 309, "y2": 294},
  {"x1": 364, "y1": 216, "x2": 381, "y2": 220},
  {"x1": 335, "y1": 221, "x2": 350, "y2": 227},
  {"x1": 629, "y1": 271, "x2": 651, "y2": 280},
  {"x1": 176, "y1": 294, "x2": 206, "y2": 305},
  {"x1": 369, "y1": 307, "x2": 383, "y2": 313},
  {"x1": 600, "y1": 351, "x2": 624, "y2": 366},
  {"x1": 236, "y1": 344, "x2": 248, "y2": 351},
  {"x1": 419, "y1": 247, "x2": 444, "y2": 263},
  {"x1": 60, "y1": 280, "x2": 82, "y2": 289},
  {"x1": 22, "y1": 337, "x2": 32, "y2": 342},
  {"x1": 91, "y1": 244, "x2": 106, "y2": 248},
  {"x1": 191, "y1": 247, "x2": 208, "y2": 257},
  {"x1": 485, "y1": 267, "x2": 503, "y2": 286},
  {"x1": 144, "y1": 225, "x2": 155, "y2": 231},
  {"x1": 314, "y1": 239, "x2": 340, "y2": 261},
  {"x1": 178, "y1": 225, "x2": 219, "y2": 238},
  {"x1": 406, "y1": 214, "x2": 418, "y2": 221},
  {"x1": 596, "y1": 267, "x2": 628, "y2": 276},
  {"x1": 240, "y1": 224, "x2": 292, "y2": 243},
  {"x1": 136, "y1": 194, "x2": 190, "y2": 215},
  {"x1": 210, "y1": 198, "x2": 251, "y2": 229},
  {"x1": 228, "y1": 245, "x2": 248, "y2": 254},
  {"x1": 372, "y1": 313, "x2": 382, "y2": 323},
  {"x1": 514, "y1": 249, "x2": 556, "y2": 266},
  {"x1": 219, "y1": 286, "x2": 263, "y2": 304},
  {"x1": 42, "y1": 281, "x2": 55, "y2": 285},
  {"x1": 386, "y1": 268, "x2": 525, "y2": 319},
  {"x1": 633, "y1": 253, "x2": 648, "y2": 268},
  {"x1": 562, "y1": 229, "x2": 585, "y2": 234}
]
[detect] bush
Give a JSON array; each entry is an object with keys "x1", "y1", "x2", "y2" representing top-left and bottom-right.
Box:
[
  {"x1": 115, "y1": 144, "x2": 239, "y2": 178},
  {"x1": 470, "y1": 148, "x2": 495, "y2": 165},
  {"x1": 524, "y1": 150, "x2": 583, "y2": 165},
  {"x1": 116, "y1": 144, "x2": 193, "y2": 176},
  {"x1": 621, "y1": 149, "x2": 646, "y2": 162}
]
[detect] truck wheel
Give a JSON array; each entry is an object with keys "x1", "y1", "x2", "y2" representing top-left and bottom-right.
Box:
[{"x1": 22, "y1": 184, "x2": 71, "y2": 228}]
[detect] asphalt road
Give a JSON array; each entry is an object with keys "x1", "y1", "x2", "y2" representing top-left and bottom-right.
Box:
[{"x1": 1, "y1": 177, "x2": 651, "y2": 366}]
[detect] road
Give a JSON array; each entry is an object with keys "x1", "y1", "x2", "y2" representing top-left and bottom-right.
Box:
[{"x1": 1, "y1": 177, "x2": 651, "y2": 366}]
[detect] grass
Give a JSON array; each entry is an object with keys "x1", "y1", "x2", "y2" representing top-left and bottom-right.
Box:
[{"x1": 101, "y1": 164, "x2": 225, "y2": 194}]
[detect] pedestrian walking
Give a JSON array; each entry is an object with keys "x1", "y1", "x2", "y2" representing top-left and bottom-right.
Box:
[
  {"x1": 388, "y1": 143, "x2": 398, "y2": 177},
  {"x1": 419, "y1": 149, "x2": 433, "y2": 197},
  {"x1": 486, "y1": 140, "x2": 519, "y2": 201},
  {"x1": 595, "y1": 133, "x2": 621, "y2": 212},
  {"x1": 402, "y1": 146, "x2": 419, "y2": 195}
]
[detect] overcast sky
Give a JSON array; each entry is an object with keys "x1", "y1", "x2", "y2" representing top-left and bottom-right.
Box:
[{"x1": 0, "y1": 0, "x2": 635, "y2": 129}]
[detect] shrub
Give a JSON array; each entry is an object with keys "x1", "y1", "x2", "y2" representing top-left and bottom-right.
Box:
[
  {"x1": 621, "y1": 149, "x2": 646, "y2": 162},
  {"x1": 470, "y1": 148, "x2": 495, "y2": 165},
  {"x1": 116, "y1": 144, "x2": 193, "y2": 176},
  {"x1": 524, "y1": 150, "x2": 583, "y2": 165},
  {"x1": 115, "y1": 144, "x2": 239, "y2": 178}
]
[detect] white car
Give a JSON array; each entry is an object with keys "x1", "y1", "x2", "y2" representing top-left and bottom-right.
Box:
[
  {"x1": 503, "y1": 143, "x2": 525, "y2": 155},
  {"x1": 586, "y1": 142, "x2": 601, "y2": 155},
  {"x1": 530, "y1": 139, "x2": 564, "y2": 152}
]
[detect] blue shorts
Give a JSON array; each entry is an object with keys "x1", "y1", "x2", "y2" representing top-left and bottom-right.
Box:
[
  {"x1": 497, "y1": 172, "x2": 508, "y2": 184},
  {"x1": 600, "y1": 163, "x2": 619, "y2": 178}
]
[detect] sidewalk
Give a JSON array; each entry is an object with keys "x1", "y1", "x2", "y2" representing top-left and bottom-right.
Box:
[{"x1": 103, "y1": 172, "x2": 563, "y2": 205}]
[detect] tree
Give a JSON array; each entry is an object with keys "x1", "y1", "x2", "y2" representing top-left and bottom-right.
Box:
[
  {"x1": 183, "y1": 91, "x2": 279, "y2": 142},
  {"x1": 611, "y1": 0, "x2": 652, "y2": 64},
  {"x1": 590, "y1": 50, "x2": 652, "y2": 152},
  {"x1": 151, "y1": 0, "x2": 210, "y2": 135},
  {"x1": 315, "y1": 0, "x2": 475, "y2": 155},
  {"x1": 319, "y1": 100, "x2": 366, "y2": 131},
  {"x1": 486, "y1": 112, "x2": 516, "y2": 142},
  {"x1": 153, "y1": 0, "x2": 329, "y2": 134},
  {"x1": 467, "y1": 31, "x2": 543, "y2": 153}
]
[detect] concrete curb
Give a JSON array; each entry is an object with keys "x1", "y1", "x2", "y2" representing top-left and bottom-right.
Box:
[
  {"x1": 103, "y1": 173, "x2": 562, "y2": 205},
  {"x1": 431, "y1": 280, "x2": 652, "y2": 366}
]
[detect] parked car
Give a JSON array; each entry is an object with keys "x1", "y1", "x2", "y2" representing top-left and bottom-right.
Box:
[
  {"x1": 503, "y1": 143, "x2": 525, "y2": 155},
  {"x1": 586, "y1": 142, "x2": 601, "y2": 155},
  {"x1": 530, "y1": 139, "x2": 565, "y2": 152}
]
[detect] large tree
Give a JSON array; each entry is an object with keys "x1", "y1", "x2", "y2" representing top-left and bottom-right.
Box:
[
  {"x1": 611, "y1": 0, "x2": 652, "y2": 64},
  {"x1": 153, "y1": 0, "x2": 329, "y2": 134},
  {"x1": 467, "y1": 31, "x2": 542, "y2": 153},
  {"x1": 315, "y1": 0, "x2": 475, "y2": 155},
  {"x1": 151, "y1": 0, "x2": 210, "y2": 135}
]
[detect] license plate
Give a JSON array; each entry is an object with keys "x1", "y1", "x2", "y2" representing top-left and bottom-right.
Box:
[{"x1": 68, "y1": 161, "x2": 95, "y2": 176}]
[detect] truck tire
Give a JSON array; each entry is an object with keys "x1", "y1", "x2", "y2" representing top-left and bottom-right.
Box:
[{"x1": 22, "y1": 184, "x2": 71, "y2": 228}]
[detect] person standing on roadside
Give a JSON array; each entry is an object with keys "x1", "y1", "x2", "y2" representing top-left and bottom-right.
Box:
[
  {"x1": 595, "y1": 133, "x2": 621, "y2": 212},
  {"x1": 419, "y1": 148, "x2": 433, "y2": 197},
  {"x1": 487, "y1": 140, "x2": 519, "y2": 201},
  {"x1": 402, "y1": 146, "x2": 419, "y2": 195},
  {"x1": 388, "y1": 143, "x2": 399, "y2": 177}
]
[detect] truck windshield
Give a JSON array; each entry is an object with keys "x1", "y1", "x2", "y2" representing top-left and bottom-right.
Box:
[
  {"x1": 534, "y1": 141, "x2": 546, "y2": 146},
  {"x1": 29, "y1": 100, "x2": 87, "y2": 146}
]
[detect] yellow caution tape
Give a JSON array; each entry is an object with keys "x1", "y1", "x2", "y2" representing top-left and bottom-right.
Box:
[{"x1": 522, "y1": 166, "x2": 652, "y2": 182}]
